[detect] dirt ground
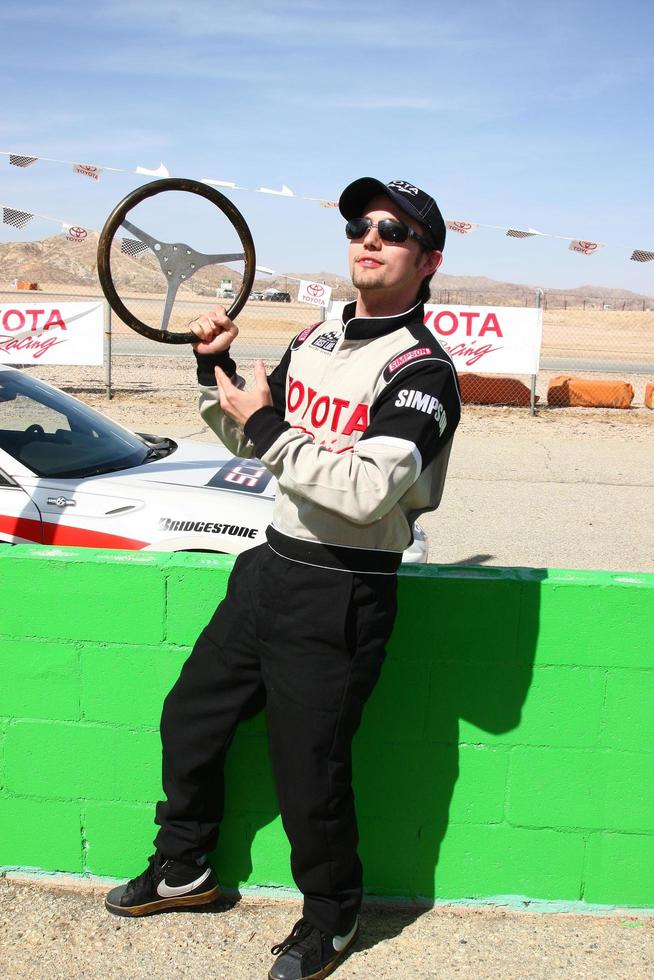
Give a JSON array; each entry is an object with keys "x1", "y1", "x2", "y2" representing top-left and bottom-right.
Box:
[
  {"x1": 27, "y1": 346, "x2": 654, "y2": 575},
  {"x1": 2, "y1": 878, "x2": 653, "y2": 980}
]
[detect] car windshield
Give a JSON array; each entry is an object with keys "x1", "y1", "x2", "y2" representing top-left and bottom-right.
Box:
[{"x1": 0, "y1": 370, "x2": 154, "y2": 478}]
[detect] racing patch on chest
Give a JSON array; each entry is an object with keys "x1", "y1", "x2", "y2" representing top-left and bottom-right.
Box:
[
  {"x1": 382, "y1": 345, "x2": 433, "y2": 383},
  {"x1": 291, "y1": 322, "x2": 322, "y2": 350},
  {"x1": 311, "y1": 329, "x2": 340, "y2": 353}
]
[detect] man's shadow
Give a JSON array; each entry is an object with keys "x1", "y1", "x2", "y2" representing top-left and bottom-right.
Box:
[{"x1": 209, "y1": 565, "x2": 543, "y2": 948}]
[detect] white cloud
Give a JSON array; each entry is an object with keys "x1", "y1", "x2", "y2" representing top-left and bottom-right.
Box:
[{"x1": 0, "y1": 0, "x2": 481, "y2": 50}]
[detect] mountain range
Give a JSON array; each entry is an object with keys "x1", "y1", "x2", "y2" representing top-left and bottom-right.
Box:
[{"x1": 0, "y1": 233, "x2": 652, "y2": 307}]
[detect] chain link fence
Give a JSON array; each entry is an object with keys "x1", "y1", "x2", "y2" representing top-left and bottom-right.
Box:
[
  {"x1": 430, "y1": 287, "x2": 653, "y2": 412},
  {"x1": 1, "y1": 282, "x2": 653, "y2": 415}
]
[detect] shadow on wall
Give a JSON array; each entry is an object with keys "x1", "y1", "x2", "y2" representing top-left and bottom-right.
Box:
[
  {"x1": 207, "y1": 565, "x2": 543, "y2": 931},
  {"x1": 357, "y1": 567, "x2": 544, "y2": 911}
]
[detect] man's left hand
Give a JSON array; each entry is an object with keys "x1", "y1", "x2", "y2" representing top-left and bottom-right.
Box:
[{"x1": 214, "y1": 360, "x2": 273, "y2": 427}]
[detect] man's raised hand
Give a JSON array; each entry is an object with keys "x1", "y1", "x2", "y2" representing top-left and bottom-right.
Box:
[
  {"x1": 214, "y1": 359, "x2": 272, "y2": 427},
  {"x1": 189, "y1": 306, "x2": 239, "y2": 354}
]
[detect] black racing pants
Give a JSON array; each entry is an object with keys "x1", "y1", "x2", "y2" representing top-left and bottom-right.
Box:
[{"x1": 154, "y1": 542, "x2": 398, "y2": 935}]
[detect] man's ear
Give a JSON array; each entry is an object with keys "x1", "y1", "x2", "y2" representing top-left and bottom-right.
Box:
[{"x1": 423, "y1": 250, "x2": 443, "y2": 276}]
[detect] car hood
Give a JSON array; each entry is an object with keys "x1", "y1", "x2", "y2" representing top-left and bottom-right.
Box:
[{"x1": 102, "y1": 438, "x2": 278, "y2": 499}]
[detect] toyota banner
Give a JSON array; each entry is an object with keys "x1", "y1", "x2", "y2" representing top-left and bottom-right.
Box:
[
  {"x1": 327, "y1": 301, "x2": 543, "y2": 375},
  {"x1": 0, "y1": 302, "x2": 104, "y2": 365}
]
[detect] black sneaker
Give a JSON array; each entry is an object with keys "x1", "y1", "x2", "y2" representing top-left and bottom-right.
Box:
[
  {"x1": 105, "y1": 852, "x2": 220, "y2": 917},
  {"x1": 268, "y1": 917, "x2": 359, "y2": 980}
]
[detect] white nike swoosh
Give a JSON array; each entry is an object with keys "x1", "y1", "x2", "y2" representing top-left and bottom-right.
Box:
[
  {"x1": 156, "y1": 867, "x2": 211, "y2": 898},
  {"x1": 333, "y1": 917, "x2": 359, "y2": 952}
]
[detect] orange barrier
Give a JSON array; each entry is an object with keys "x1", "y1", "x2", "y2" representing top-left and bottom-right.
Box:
[
  {"x1": 645, "y1": 383, "x2": 654, "y2": 409},
  {"x1": 458, "y1": 374, "x2": 534, "y2": 407},
  {"x1": 547, "y1": 375, "x2": 634, "y2": 409}
]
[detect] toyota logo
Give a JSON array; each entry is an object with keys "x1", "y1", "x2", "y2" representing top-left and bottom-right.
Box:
[
  {"x1": 578, "y1": 241, "x2": 597, "y2": 253},
  {"x1": 307, "y1": 283, "x2": 324, "y2": 298},
  {"x1": 68, "y1": 226, "x2": 87, "y2": 241}
]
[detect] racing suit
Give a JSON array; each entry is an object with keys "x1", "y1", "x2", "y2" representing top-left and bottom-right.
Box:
[{"x1": 154, "y1": 300, "x2": 461, "y2": 935}]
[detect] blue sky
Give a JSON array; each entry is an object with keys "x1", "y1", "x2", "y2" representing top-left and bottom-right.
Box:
[{"x1": 1, "y1": 0, "x2": 653, "y2": 294}]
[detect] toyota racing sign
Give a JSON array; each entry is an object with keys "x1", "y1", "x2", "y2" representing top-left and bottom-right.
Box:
[
  {"x1": 327, "y1": 301, "x2": 543, "y2": 375},
  {"x1": 0, "y1": 302, "x2": 104, "y2": 365}
]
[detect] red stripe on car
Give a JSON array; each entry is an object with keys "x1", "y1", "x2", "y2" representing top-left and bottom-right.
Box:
[
  {"x1": 0, "y1": 514, "x2": 43, "y2": 543},
  {"x1": 0, "y1": 513, "x2": 147, "y2": 550}
]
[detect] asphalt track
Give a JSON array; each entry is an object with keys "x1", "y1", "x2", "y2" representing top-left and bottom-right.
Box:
[
  {"x1": 111, "y1": 336, "x2": 654, "y2": 375},
  {"x1": 113, "y1": 335, "x2": 288, "y2": 360}
]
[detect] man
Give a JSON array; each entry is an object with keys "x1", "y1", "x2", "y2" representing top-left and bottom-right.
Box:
[{"x1": 105, "y1": 178, "x2": 461, "y2": 980}]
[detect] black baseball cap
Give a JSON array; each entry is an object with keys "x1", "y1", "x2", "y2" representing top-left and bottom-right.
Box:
[{"x1": 339, "y1": 177, "x2": 446, "y2": 252}]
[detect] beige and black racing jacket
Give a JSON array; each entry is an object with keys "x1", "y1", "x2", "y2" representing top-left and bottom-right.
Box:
[{"x1": 195, "y1": 300, "x2": 461, "y2": 574}]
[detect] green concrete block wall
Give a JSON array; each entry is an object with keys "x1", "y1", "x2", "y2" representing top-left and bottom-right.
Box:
[{"x1": 1, "y1": 546, "x2": 653, "y2": 909}]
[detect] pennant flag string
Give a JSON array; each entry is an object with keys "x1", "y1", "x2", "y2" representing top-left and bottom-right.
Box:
[
  {"x1": 0, "y1": 194, "x2": 651, "y2": 265},
  {"x1": 2, "y1": 149, "x2": 647, "y2": 257},
  {"x1": 1, "y1": 202, "x2": 78, "y2": 228},
  {"x1": 1, "y1": 149, "x2": 653, "y2": 265},
  {"x1": 2, "y1": 149, "x2": 169, "y2": 179},
  {"x1": 0, "y1": 203, "x2": 147, "y2": 258},
  {"x1": 4, "y1": 151, "x2": 124, "y2": 174}
]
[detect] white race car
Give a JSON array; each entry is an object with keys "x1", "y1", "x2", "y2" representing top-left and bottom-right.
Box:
[{"x1": 0, "y1": 366, "x2": 428, "y2": 561}]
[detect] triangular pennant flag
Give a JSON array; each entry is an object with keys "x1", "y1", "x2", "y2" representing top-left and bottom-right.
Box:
[
  {"x1": 447, "y1": 220, "x2": 477, "y2": 235},
  {"x1": 3, "y1": 207, "x2": 33, "y2": 229},
  {"x1": 62, "y1": 223, "x2": 90, "y2": 244},
  {"x1": 201, "y1": 177, "x2": 237, "y2": 188},
  {"x1": 568, "y1": 240, "x2": 605, "y2": 256},
  {"x1": 73, "y1": 163, "x2": 102, "y2": 181},
  {"x1": 506, "y1": 228, "x2": 540, "y2": 239},
  {"x1": 120, "y1": 237, "x2": 149, "y2": 257},
  {"x1": 9, "y1": 154, "x2": 37, "y2": 168},
  {"x1": 630, "y1": 249, "x2": 654, "y2": 263},
  {"x1": 135, "y1": 162, "x2": 170, "y2": 178},
  {"x1": 258, "y1": 184, "x2": 294, "y2": 197}
]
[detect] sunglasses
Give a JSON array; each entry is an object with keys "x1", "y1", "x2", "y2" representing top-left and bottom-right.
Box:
[{"x1": 345, "y1": 217, "x2": 434, "y2": 250}]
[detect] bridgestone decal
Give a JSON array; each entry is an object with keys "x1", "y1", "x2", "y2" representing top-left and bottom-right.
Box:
[{"x1": 158, "y1": 518, "x2": 257, "y2": 538}]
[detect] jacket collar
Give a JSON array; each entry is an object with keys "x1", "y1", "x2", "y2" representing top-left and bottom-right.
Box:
[{"x1": 341, "y1": 300, "x2": 425, "y2": 340}]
